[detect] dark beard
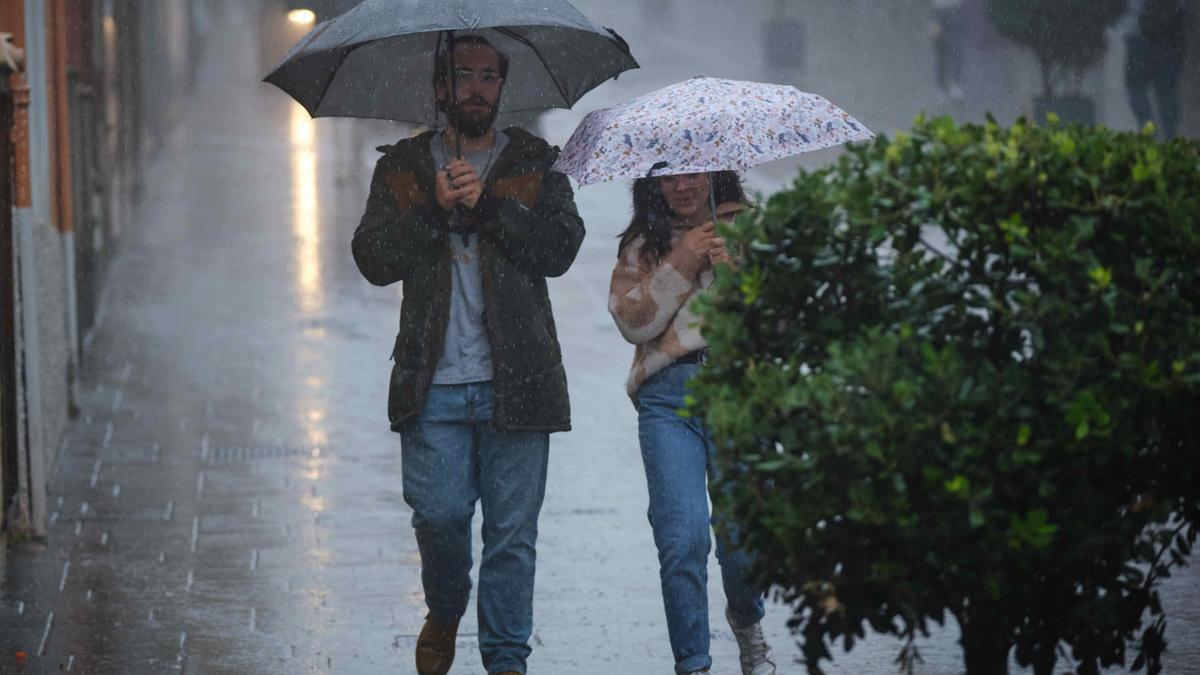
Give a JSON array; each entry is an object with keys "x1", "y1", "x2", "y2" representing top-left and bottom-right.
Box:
[{"x1": 447, "y1": 97, "x2": 499, "y2": 138}]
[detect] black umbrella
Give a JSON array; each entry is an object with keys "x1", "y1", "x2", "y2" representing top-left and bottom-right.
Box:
[{"x1": 263, "y1": 0, "x2": 638, "y2": 132}]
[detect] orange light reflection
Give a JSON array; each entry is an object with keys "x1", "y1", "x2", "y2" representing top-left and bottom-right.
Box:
[{"x1": 289, "y1": 102, "x2": 322, "y2": 314}]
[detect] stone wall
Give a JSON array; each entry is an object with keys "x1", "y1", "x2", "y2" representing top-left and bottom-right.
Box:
[{"x1": 33, "y1": 219, "x2": 71, "y2": 474}]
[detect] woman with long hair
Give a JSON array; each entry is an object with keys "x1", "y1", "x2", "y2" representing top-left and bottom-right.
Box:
[{"x1": 609, "y1": 170, "x2": 776, "y2": 675}]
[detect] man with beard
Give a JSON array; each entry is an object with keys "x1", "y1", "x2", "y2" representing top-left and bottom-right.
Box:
[{"x1": 352, "y1": 35, "x2": 584, "y2": 675}]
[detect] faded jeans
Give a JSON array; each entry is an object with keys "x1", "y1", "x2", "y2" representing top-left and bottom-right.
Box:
[
  {"x1": 637, "y1": 363, "x2": 766, "y2": 674},
  {"x1": 400, "y1": 382, "x2": 549, "y2": 675}
]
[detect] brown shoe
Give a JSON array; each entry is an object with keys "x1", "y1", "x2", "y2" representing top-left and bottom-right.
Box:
[{"x1": 415, "y1": 615, "x2": 460, "y2": 675}]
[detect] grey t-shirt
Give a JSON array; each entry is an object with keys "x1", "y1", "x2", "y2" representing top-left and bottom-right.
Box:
[{"x1": 429, "y1": 130, "x2": 510, "y2": 385}]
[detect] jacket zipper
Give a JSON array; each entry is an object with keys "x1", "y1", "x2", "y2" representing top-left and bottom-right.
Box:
[{"x1": 436, "y1": 131, "x2": 536, "y2": 430}]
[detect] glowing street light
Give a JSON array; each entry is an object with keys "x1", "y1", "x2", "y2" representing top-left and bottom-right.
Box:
[{"x1": 287, "y1": 8, "x2": 316, "y2": 24}]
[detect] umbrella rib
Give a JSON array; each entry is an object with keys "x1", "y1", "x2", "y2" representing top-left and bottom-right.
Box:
[
  {"x1": 433, "y1": 30, "x2": 444, "y2": 128},
  {"x1": 494, "y1": 27, "x2": 571, "y2": 107}
]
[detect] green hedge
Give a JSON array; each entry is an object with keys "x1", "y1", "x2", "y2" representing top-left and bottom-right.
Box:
[{"x1": 690, "y1": 116, "x2": 1200, "y2": 675}]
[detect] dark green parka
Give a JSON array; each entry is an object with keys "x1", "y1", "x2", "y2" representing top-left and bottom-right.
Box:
[{"x1": 352, "y1": 128, "x2": 584, "y2": 433}]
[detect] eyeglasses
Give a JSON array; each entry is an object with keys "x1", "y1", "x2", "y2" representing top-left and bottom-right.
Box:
[{"x1": 453, "y1": 68, "x2": 504, "y2": 86}]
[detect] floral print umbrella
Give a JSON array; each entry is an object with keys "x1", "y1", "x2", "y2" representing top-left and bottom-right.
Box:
[{"x1": 553, "y1": 77, "x2": 874, "y2": 185}]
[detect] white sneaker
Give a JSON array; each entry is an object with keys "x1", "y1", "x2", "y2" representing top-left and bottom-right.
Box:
[{"x1": 726, "y1": 608, "x2": 777, "y2": 675}]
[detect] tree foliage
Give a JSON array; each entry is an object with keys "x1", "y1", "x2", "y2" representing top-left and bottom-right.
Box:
[
  {"x1": 690, "y1": 116, "x2": 1200, "y2": 674},
  {"x1": 985, "y1": 0, "x2": 1127, "y2": 97}
]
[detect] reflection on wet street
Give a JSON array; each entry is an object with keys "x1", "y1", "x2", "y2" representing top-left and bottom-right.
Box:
[{"x1": 1, "y1": 2, "x2": 1197, "y2": 673}]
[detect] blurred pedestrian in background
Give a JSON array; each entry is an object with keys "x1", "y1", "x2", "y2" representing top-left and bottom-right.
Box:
[
  {"x1": 1125, "y1": 0, "x2": 1188, "y2": 139},
  {"x1": 762, "y1": 0, "x2": 806, "y2": 79},
  {"x1": 931, "y1": 0, "x2": 966, "y2": 101}
]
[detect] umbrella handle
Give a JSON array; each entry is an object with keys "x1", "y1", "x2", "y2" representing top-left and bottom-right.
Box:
[
  {"x1": 445, "y1": 29, "x2": 463, "y2": 159},
  {"x1": 441, "y1": 29, "x2": 467, "y2": 245},
  {"x1": 709, "y1": 179, "x2": 718, "y2": 226},
  {"x1": 439, "y1": 31, "x2": 467, "y2": 241}
]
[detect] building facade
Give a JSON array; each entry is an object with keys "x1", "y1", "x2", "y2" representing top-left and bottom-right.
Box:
[{"x1": 1, "y1": 0, "x2": 212, "y2": 544}]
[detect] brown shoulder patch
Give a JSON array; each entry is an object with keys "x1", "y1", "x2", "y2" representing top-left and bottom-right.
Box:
[
  {"x1": 383, "y1": 171, "x2": 428, "y2": 210},
  {"x1": 490, "y1": 173, "x2": 544, "y2": 209}
]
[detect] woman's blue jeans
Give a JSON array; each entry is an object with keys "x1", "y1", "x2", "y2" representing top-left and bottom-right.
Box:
[
  {"x1": 399, "y1": 382, "x2": 549, "y2": 675},
  {"x1": 637, "y1": 363, "x2": 766, "y2": 674}
]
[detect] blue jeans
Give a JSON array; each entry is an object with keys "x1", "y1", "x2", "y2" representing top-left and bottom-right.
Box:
[
  {"x1": 399, "y1": 382, "x2": 549, "y2": 675},
  {"x1": 637, "y1": 363, "x2": 766, "y2": 674}
]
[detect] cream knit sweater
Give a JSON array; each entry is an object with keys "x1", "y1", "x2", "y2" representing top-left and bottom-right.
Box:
[{"x1": 609, "y1": 227, "x2": 715, "y2": 403}]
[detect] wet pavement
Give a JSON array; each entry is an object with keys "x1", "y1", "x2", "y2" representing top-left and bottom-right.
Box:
[{"x1": 2, "y1": 3, "x2": 1198, "y2": 674}]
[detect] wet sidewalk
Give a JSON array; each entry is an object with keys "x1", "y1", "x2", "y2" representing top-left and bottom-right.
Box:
[{"x1": 2, "y1": 6, "x2": 1198, "y2": 675}]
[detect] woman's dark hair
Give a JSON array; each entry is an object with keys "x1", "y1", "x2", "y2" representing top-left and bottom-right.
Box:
[{"x1": 617, "y1": 170, "x2": 747, "y2": 264}]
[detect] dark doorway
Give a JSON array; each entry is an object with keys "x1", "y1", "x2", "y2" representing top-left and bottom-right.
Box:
[{"x1": 0, "y1": 70, "x2": 22, "y2": 530}]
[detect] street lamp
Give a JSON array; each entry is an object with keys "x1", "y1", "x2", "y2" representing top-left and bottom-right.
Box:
[
  {"x1": 288, "y1": 0, "x2": 361, "y2": 24},
  {"x1": 287, "y1": 8, "x2": 316, "y2": 25}
]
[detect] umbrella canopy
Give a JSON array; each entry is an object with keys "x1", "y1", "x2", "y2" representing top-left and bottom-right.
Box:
[
  {"x1": 263, "y1": 0, "x2": 638, "y2": 124},
  {"x1": 553, "y1": 77, "x2": 874, "y2": 186}
]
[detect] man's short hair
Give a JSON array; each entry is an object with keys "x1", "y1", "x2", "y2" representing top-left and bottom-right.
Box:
[{"x1": 432, "y1": 34, "x2": 511, "y2": 89}]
